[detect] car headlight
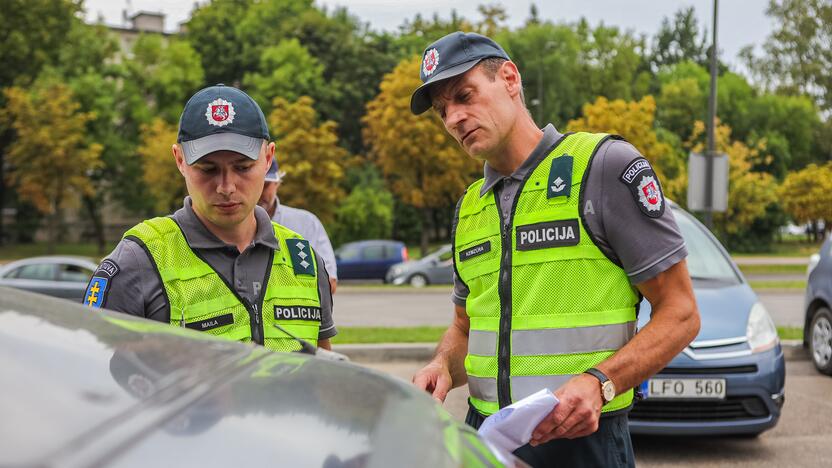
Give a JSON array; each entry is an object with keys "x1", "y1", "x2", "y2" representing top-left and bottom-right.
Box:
[
  {"x1": 389, "y1": 266, "x2": 403, "y2": 277},
  {"x1": 747, "y1": 302, "x2": 778, "y2": 353},
  {"x1": 807, "y1": 253, "x2": 820, "y2": 277}
]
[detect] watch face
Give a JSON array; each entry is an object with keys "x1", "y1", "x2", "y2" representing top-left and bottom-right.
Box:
[{"x1": 602, "y1": 381, "x2": 616, "y2": 402}]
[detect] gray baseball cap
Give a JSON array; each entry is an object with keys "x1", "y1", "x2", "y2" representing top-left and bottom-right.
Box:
[
  {"x1": 410, "y1": 31, "x2": 510, "y2": 115},
  {"x1": 177, "y1": 84, "x2": 270, "y2": 164}
]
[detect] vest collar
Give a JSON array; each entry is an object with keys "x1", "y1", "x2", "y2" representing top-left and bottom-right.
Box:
[
  {"x1": 479, "y1": 124, "x2": 564, "y2": 197},
  {"x1": 172, "y1": 197, "x2": 280, "y2": 250}
]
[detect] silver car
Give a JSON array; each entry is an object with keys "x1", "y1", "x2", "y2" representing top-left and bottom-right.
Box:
[
  {"x1": 0, "y1": 288, "x2": 517, "y2": 467},
  {"x1": 386, "y1": 244, "x2": 454, "y2": 287},
  {"x1": 0, "y1": 255, "x2": 97, "y2": 301}
]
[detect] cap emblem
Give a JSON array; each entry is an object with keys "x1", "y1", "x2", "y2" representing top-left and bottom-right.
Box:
[
  {"x1": 423, "y1": 48, "x2": 440, "y2": 77},
  {"x1": 205, "y1": 98, "x2": 235, "y2": 127}
]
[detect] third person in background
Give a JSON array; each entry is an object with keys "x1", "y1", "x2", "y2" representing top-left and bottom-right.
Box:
[{"x1": 259, "y1": 160, "x2": 338, "y2": 293}]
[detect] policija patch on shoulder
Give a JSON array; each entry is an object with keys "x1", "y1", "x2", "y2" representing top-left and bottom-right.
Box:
[
  {"x1": 620, "y1": 157, "x2": 665, "y2": 218},
  {"x1": 547, "y1": 155, "x2": 573, "y2": 199},
  {"x1": 286, "y1": 238, "x2": 315, "y2": 276}
]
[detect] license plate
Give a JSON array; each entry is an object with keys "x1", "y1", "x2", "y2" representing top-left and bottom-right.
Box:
[{"x1": 643, "y1": 378, "x2": 726, "y2": 399}]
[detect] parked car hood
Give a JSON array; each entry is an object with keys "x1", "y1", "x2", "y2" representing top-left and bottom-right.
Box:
[
  {"x1": 637, "y1": 281, "x2": 757, "y2": 341},
  {"x1": 0, "y1": 289, "x2": 497, "y2": 468}
]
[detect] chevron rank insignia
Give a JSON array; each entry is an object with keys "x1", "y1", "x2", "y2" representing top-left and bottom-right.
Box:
[{"x1": 287, "y1": 238, "x2": 315, "y2": 276}]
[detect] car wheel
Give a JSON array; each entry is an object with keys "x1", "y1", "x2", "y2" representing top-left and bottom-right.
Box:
[
  {"x1": 408, "y1": 274, "x2": 428, "y2": 288},
  {"x1": 810, "y1": 307, "x2": 832, "y2": 375}
]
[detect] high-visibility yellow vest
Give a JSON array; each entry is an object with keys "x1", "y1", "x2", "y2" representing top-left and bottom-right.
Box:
[
  {"x1": 454, "y1": 132, "x2": 639, "y2": 416},
  {"x1": 124, "y1": 217, "x2": 322, "y2": 352}
]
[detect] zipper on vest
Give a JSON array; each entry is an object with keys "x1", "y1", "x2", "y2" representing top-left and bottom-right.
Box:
[
  {"x1": 494, "y1": 191, "x2": 513, "y2": 409},
  {"x1": 243, "y1": 299, "x2": 264, "y2": 345}
]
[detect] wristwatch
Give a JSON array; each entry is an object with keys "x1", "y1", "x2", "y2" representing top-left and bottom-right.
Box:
[{"x1": 584, "y1": 368, "x2": 616, "y2": 404}]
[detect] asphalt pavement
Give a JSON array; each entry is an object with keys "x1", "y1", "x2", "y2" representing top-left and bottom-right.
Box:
[{"x1": 359, "y1": 355, "x2": 832, "y2": 468}]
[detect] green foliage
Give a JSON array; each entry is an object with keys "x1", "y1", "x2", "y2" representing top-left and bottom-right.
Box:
[
  {"x1": 244, "y1": 39, "x2": 327, "y2": 113},
  {"x1": 0, "y1": 0, "x2": 81, "y2": 87},
  {"x1": 330, "y1": 175, "x2": 394, "y2": 246},
  {"x1": 1, "y1": 81, "x2": 103, "y2": 248},
  {"x1": 744, "y1": 0, "x2": 832, "y2": 111},
  {"x1": 649, "y1": 6, "x2": 708, "y2": 70},
  {"x1": 184, "y1": 0, "x2": 252, "y2": 85}
]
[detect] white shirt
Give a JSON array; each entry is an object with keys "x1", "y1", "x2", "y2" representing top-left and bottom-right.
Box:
[{"x1": 271, "y1": 198, "x2": 338, "y2": 280}]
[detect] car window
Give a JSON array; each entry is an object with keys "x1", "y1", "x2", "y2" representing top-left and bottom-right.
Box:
[
  {"x1": 336, "y1": 244, "x2": 362, "y2": 260},
  {"x1": 364, "y1": 245, "x2": 387, "y2": 260},
  {"x1": 57, "y1": 264, "x2": 93, "y2": 282},
  {"x1": 438, "y1": 249, "x2": 453, "y2": 262},
  {"x1": 12, "y1": 263, "x2": 57, "y2": 281},
  {"x1": 673, "y1": 208, "x2": 740, "y2": 283}
]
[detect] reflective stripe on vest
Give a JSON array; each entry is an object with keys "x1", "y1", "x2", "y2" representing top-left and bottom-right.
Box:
[
  {"x1": 124, "y1": 217, "x2": 321, "y2": 352},
  {"x1": 455, "y1": 132, "x2": 640, "y2": 416}
]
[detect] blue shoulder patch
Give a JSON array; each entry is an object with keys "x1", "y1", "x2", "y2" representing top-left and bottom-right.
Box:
[{"x1": 84, "y1": 276, "x2": 109, "y2": 308}]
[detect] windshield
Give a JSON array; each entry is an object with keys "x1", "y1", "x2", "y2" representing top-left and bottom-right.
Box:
[{"x1": 673, "y1": 208, "x2": 741, "y2": 284}]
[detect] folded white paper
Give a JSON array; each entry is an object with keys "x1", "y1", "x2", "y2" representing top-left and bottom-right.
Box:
[{"x1": 477, "y1": 389, "x2": 559, "y2": 454}]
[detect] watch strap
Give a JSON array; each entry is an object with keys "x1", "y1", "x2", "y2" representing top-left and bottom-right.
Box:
[{"x1": 584, "y1": 367, "x2": 609, "y2": 384}]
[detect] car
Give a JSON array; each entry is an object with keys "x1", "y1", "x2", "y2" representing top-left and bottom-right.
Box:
[
  {"x1": 628, "y1": 202, "x2": 786, "y2": 436},
  {"x1": 804, "y1": 236, "x2": 832, "y2": 375},
  {"x1": 0, "y1": 255, "x2": 97, "y2": 301},
  {"x1": 386, "y1": 244, "x2": 454, "y2": 287},
  {"x1": 0, "y1": 287, "x2": 522, "y2": 468},
  {"x1": 335, "y1": 240, "x2": 409, "y2": 281}
]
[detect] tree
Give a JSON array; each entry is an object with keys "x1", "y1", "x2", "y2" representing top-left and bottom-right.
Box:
[
  {"x1": 742, "y1": 0, "x2": 832, "y2": 112},
  {"x1": 1, "y1": 83, "x2": 102, "y2": 251},
  {"x1": 138, "y1": 119, "x2": 185, "y2": 215},
  {"x1": 243, "y1": 39, "x2": 327, "y2": 114},
  {"x1": 0, "y1": 0, "x2": 85, "y2": 244},
  {"x1": 363, "y1": 55, "x2": 480, "y2": 254},
  {"x1": 566, "y1": 95, "x2": 684, "y2": 197},
  {"x1": 779, "y1": 163, "x2": 832, "y2": 240},
  {"x1": 649, "y1": 6, "x2": 708, "y2": 70},
  {"x1": 476, "y1": 4, "x2": 509, "y2": 37},
  {"x1": 330, "y1": 175, "x2": 394, "y2": 246},
  {"x1": 268, "y1": 96, "x2": 348, "y2": 224},
  {"x1": 185, "y1": 0, "x2": 253, "y2": 85}
]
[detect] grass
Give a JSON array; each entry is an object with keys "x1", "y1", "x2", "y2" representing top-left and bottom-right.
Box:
[
  {"x1": 738, "y1": 264, "x2": 808, "y2": 275},
  {"x1": 731, "y1": 239, "x2": 822, "y2": 258},
  {"x1": 0, "y1": 242, "x2": 114, "y2": 262},
  {"x1": 748, "y1": 279, "x2": 807, "y2": 290},
  {"x1": 332, "y1": 326, "x2": 805, "y2": 344},
  {"x1": 777, "y1": 326, "x2": 803, "y2": 340},
  {"x1": 332, "y1": 326, "x2": 446, "y2": 344}
]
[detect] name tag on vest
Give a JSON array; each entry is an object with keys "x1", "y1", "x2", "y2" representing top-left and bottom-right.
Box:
[
  {"x1": 186, "y1": 313, "x2": 234, "y2": 331},
  {"x1": 274, "y1": 305, "x2": 322, "y2": 321},
  {"x1": 516, "y1": 219, "x2": 580, "y2": 251},
  {"x1": 459, "y1": 241, "x2": 491, "y2": 261}
]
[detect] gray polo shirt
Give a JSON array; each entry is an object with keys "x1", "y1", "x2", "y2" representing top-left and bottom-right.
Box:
[
  {"x1": 89, "y1": 197, "x2": 336, "y2": 340},
  {"x1": 452, "y1": 124, "x2": 687, "y2": 306},
  {"x1": 271, "y1": 197, "x2": 338, "y2": 280}
]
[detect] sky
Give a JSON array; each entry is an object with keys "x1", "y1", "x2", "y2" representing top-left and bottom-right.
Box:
[{"x1": 83, "y1": 0, "x2": 774, "y2": 66}]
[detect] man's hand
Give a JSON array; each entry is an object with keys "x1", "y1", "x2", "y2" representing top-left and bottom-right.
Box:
[
  {"x1": 530, "y1": 374, "x2": 603, "y2": 445},
  {"x1": 412, "y1": 360, "x2": 454, "y2": 403}
]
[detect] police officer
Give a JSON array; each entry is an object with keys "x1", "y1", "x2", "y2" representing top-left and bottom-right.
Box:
[
  {"x1": 410, "y1": 32, "x2": 700, "y2": 467},
  {"x1": 258, "y1": 160, "x2": 339, "y2": 293},
  {"x1": 84, "y1": 84, "x2": 336, "y2": 351}
]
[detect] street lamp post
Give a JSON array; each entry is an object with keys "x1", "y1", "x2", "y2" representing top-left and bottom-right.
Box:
[{"x1": 705, "y1": 0, "x2": 719, "y2": 229}]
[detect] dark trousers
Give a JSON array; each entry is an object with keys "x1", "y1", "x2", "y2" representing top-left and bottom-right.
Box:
[{"x1": 466, "y1": 406, "x2": 635, "y2": 468}]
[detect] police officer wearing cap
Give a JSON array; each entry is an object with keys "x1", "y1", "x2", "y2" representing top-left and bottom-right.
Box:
[
  {"x1": 410, "y1": 32, "x2": 700, "y2": 467},
  {"x1": 258, "y1": 160, "x2": 339, "y2": 293},
  {"x1": 84, "y1": 84, "x2": 336, "y2": 351}
]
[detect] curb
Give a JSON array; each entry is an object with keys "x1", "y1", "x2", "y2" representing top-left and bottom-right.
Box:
[
  {"x1": 333, "y1": 343, "x2": 435, "y2": 362},
  {"x1": 334, "y1": 340, "x2": 810, "y2": 363}
]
